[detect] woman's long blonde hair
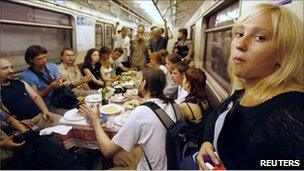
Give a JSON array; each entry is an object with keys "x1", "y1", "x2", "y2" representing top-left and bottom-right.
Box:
[{"x1": 228, "y1": 3, "x2": 304, "y2": 103}]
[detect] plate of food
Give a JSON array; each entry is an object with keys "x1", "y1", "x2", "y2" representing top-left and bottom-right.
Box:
[
  {"x1": 110, "y1": 94, "x2": 131, "y2": 103},
  {"x1": 121, "y1": 70, "x2": 136, "y2": 76},
  {"x1": 126, "y1": 89, "x2": 138, "y2": 97},
  {"x1": 121, "y1": 80, "x2": 134, "y2": 88},
  {"x1": 123, "y1": 100, "x2": 141, "y2": 110},
  {"x1": 120, "y1": 75, "x2": 133, "y2": 81},
  {"x1": 64, "y1": 108, "x2": 86, "y2": 121},
  {"x1": 112, "y1": 114, "x2": 129, "y2": 126},
  {"x1": 85, "y1": 94, "x2": 102, "y2": 103},
  {"x1": 99, "y1": 104, "x2": 122, "y2": 115}
]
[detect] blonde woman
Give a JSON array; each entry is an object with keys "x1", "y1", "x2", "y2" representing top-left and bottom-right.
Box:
[{"x1": 196, "y1": 4, "x2": 303, "y2": 170}]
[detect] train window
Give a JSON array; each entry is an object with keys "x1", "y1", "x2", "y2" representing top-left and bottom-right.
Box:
[
  {"x1": 0, "y1": 1, "x2": 73, "y2": 71},
  {"x1": 105, "y1": 25, "x2": 113, "y2": 48},
  {"x1": 0, "y1": 25, "x2": 71, "y2": 71},
  {"x1": 1, "y1": 1, "x2": 70, "y2": 26},
  {"x1": 95, "y1": 23, "x2": 103, "y2": 49},
  {"x1": 204, "y1": 1, "x2": 239, "y2": 91},
  {"x1": 1, "y1": 1, "x2": 34, "y2": 22},
  {"x1": 190, "y1": 24, "x2": 196, "y2": 41}
]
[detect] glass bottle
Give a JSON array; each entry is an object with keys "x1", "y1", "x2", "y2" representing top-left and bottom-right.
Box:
[{"x1": 101, "y1": 88, "x2": 109, "y2": 105}]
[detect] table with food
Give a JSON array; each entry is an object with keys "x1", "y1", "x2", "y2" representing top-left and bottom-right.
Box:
[{"x1": 53, "y1": 70, "x2": 144, "y2": 149}]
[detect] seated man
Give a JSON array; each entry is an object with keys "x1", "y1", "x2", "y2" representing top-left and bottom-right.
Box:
[
  {"x1": 57, "y1": 48, "x2": 97, "y2": 97},
  {"x1": 0, "y1": 58, "x2": 61, "y2": 128},
  {"x1": 20, "y1": 45, "x2": 68, "y2": 115},
  {"x1": 0, "y1": 110, "x2": 84, "y2": 170},
  {"x1": 171, "y1": 62, "x2": 190, "y2": 104},
  {"x1": 111, "y1": 47, "x2": 132, "y2": 75},
  {"x1": 79, "y1": 68, "x2": 178, "y2": 170}
]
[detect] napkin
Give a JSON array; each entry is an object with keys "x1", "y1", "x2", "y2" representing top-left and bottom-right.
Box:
[{"x1": 39, "y1": 125, "x2": 73, "y2": 135}]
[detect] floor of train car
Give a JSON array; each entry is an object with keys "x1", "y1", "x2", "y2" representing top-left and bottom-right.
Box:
[{"x1": 68, "y1": 147, "x2": 113, "y2": 170}]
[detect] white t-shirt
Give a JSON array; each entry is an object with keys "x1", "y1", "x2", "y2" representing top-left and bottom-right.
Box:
[
  {"x1": 112, "y1": 98, "x2": 177, "y2": 170},
  {"x1": 114, "y1": 35, "x2": 130, "y2": 62},
  {"x1": 163, "y1": 72, "x2": 178, "y2": 98},
  {"x1": 175, "y1": 86, "x2": 189, "y2": 104},
  {"x1": 159, "y1": 65, "x2": 168, "y2": 74},
  {"x1": 110, "y1": 57, "x2": 125, "y2": 71}
]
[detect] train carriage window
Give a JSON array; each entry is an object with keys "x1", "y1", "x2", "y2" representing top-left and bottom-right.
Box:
[
  {"x1": 190, "y1": 24, "x2": 196, "y2": 41},
  {"x1": 0, "y1": 1, "x2": 73, "y2": 72},
  {"x1": 1, "y1": 1, "x2": 71, "y2": 26},
  {"x1": 204, "y1": 1, "x2": 239, "y2": 91},
  {"x1": 105, "y1": 25, "x2": 113, "y2": 49},
  {"x1": 95, "y1": 23, "x2": 103, "y2": 49}
]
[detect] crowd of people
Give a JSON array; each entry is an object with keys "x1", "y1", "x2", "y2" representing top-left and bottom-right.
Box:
[{"x1": 0, "y1": 3, "x2": 303, "y2": 170}]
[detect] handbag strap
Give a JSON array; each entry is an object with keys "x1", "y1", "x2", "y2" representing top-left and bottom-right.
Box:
[{"x1": 28, "y1": 66, "x2": 55, "y2": 85}]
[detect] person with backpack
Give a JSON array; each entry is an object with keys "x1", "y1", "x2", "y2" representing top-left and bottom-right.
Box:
[{"x1": 79, "y1": 68, "x2": 180, "y2": 170}]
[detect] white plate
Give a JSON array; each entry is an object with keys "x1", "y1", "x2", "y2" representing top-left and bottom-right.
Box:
[
  {"x1": 112, "y1": 114, "x2": 129, "y2": 126},
  {"x1": 99, "y1": 104, "x2": 122, "y2": 115},
  {"x1": 110, "y1": 94, "x2": 131, "y2": 103},
  {"x1": 64, "y1": 108, "x2": 86, "y2": 121},
  {"x1": 85, "y1": 94, "x2": 102, "y2": 103}
]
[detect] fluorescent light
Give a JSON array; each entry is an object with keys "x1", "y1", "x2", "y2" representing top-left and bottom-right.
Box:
[{"x1": 135, "y1": 0, "x2": 164, "y2": 26}]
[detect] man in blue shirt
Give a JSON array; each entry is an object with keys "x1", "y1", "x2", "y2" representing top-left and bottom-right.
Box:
[{"x1": 20, "y1": 45, "x2": 67, "y2": 115}]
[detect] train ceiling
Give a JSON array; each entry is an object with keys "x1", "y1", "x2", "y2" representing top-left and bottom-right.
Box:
[
  {"x1": 123, "y1": 0, "x2": 204, "y2": 27},
  {"x1": 78, "y1": 0, "x2": 204, "y2": 27}
]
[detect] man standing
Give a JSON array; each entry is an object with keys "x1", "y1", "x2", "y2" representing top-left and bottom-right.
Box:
[
  {"x1": 0, "y1": 58, "x2": 61, "y2": 128},
  {"x1": 130, "y1": 25, "x2": 148, "y2": 70},
  {"x1": 79, "y1": 68, "x2": 177, "y2": 170},
  {"x1": 172, "y1": 28, "x2": 194, "y2": 64},
  {"x1": 113, "y1": 24, "x2": 131, "y2": 69},
  {"x1": 148, "y1": 21, "x2": 169, "y2": 53}
]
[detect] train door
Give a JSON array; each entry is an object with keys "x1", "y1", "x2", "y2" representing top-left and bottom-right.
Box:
[
  {"x1": 104, "y1": 23, "x2": 113, "y2": 49},
  {"x1": 95, "y1": 22, "x2": 104, "y2": 49}
]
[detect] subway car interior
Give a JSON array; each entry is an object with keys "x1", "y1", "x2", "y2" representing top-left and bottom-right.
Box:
[{"x1": 0, "y1": 0, "x2": 303, "y2": 170}]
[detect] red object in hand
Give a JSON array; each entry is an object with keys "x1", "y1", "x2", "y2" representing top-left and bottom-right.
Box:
[{"x1": 213, "y1": 165, "x2": 225, "y2": 170}]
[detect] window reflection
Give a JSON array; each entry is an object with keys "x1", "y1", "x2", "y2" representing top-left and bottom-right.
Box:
[{"x1": 204, "y1": 1, "x2": 239, "y2": 91}]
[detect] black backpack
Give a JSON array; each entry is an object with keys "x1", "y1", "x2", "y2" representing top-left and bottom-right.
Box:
[
  {"x1": 29, "y1": 66, "x2": 77, "y2": 109},
  {"x1": 142, "y1": 100, "x2": 190, "y2": 170}
]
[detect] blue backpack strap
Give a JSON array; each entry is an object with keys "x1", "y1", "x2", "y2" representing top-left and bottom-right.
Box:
[{"x1": 142, "y1": 101, "x2": 174, "y2": 130}]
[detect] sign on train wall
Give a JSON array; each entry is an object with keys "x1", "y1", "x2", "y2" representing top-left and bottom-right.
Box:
[{"x1": 76, "y1": 16, "x2": 94, "y2": 52}]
